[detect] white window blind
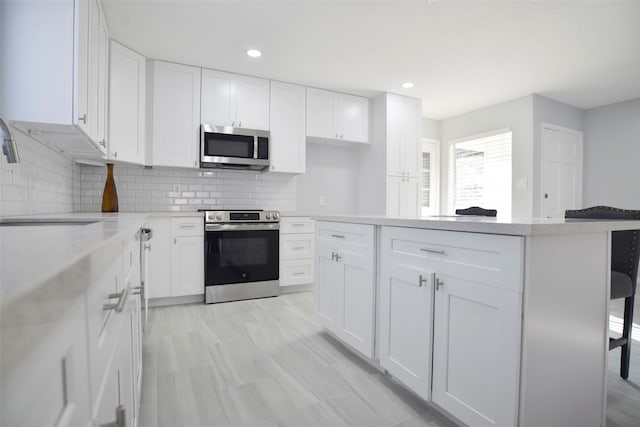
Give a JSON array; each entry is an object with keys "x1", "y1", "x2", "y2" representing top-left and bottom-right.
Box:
[
  {"x1": 449, "y1": 130, "x2": 512, "y2": 217},
  {"x1": 422, "y1": 151, "x2": 431, "y2": 208}
]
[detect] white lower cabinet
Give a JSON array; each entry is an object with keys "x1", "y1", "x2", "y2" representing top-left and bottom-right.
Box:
[
  {"x1": 378, "y1": 226, "x2": 523, "y2": 427},
  {"x1": 315, "y1": 221, "x2": 375, "y2": 358},
  {"x1": 317, "y1": 223, "x2": 524, "y2": 427},
  {"x1": 279, "y1": 217, "x2": 314, "y2": 289},
  {"x1": 379, "y1": 227, "x2": 435, "y2": 401},
  {"x1": 431, "y1": 231, "x2": 523, "y2": 427},
  {"x1": 147, "y1": 216, "x2": 204, "y2": 299}
]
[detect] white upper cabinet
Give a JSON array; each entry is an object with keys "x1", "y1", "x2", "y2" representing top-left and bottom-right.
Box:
[
  {"x1": 151, "y1": 61, "x2": 201, "y2": 168},
  {"x1": 269, "y1": 81, "x2": 306, "y2": 173},
  {"x1": 108, "y1": 41, "x2": 146, "y2": 164},
  {"x1": 386, "y1": 93, "x2": 421, "y2": 178},
  {"x1": 306, "y1": 88, "x2": 369, "y2": 144},
  {"x1": 201, "y1": 69, "x2": 270, "y2": 130},
  {"x1": 386, "y1": 175, "x2": 420, "y2": 218},
  {"x1": 0, "y1": 0, "x2": 109, "y2": 157}
]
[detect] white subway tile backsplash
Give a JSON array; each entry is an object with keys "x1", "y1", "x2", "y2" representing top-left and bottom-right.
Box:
[{"x1": 77, "y1": 164, "x2": 297, "y2": 212}]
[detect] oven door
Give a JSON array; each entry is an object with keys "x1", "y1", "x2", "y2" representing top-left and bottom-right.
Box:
[{"x1": 204, "y1": 223, "x2": 279, "y2": 286}]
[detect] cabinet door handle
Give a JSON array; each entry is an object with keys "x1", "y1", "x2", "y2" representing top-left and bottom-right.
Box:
[
  {"x1": 331, "y1": 234, "x2": 345, "y2": 239},
  {"x1": 144, "y1": 243, "x2": 151, "y2": 251},
  {"x1": 334, "y1": 253, "x2": 342, "y2": 262},
  {"x1": 340, "y1": 134, "x2": 344, "y2": 139},
  {"x1": 103, "y1": 288, "x2": 129, "y2": 313},
  {"x1": 113, "y1": 152, "x2": 118, "y2": 158},
  {"x1": 435, "y1": 277, "x2": 444, "y2": 291},
  {"x1": 418, "y1": 274, "x2": 426, "y2": 287},
  {"x1": 99, "y1": 139, "x2": 106, "y2": 147},
  {"x1": 100, "y1": 404, "x2": 126, "y2": 427},
  {"x1": 420, "y1": 247, "x2": 445, "y2": 255},
  {"x1": 331, "y1": 251, "x2": 335, "y2": 261},
  {"x1": 78, "y1": 114, "x2": 87, "y2": 124},
  {"x1": 232, "y1": 121, "x2": 235, "y2": 127},
  {"x1": 239, "y1": 121, "x2": 242, "y2": 127}
]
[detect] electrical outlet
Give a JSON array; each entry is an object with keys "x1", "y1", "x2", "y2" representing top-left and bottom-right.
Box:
[{"x1": 318, "y1": 194, "x2": 326, "y2": 206}]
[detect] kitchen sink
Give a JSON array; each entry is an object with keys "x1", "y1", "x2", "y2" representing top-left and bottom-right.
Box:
[{"x1": 0, "y1": 218, "x2": 101, "y2": 227}]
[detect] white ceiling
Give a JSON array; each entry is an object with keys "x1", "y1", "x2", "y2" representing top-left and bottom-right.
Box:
[{"x1": 102, "y1": 0, "x2": 640, "y2": 120}]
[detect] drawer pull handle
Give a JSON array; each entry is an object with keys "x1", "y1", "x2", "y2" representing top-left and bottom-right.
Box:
[
  {"x1": 292, "y1": 223, "x2": 305, "y2": 227},
  {"x1": 180, "y1": 224, "x2": 196, "y2": 228},
  {"x1": 293, "y1": 272, "x2": 305, "y2": 276},
  {"x1": 293, "y1": 246, "x2": 305, "y2": 250},
  {"x1": 418, "y1": 274, "x2": 426, "y2": 287},
  {"x1": 331, "y1": 234, "x2": 345, "y2": 239},
  {"x1": 420, "y1": 248, "x2": 445, "y2": 255},
  {"x1": 103, "y1": 288, "x2": 129, "y2": 313}
]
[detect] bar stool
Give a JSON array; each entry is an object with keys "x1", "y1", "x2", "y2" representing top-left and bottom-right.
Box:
[{"x1": 565, "y1": 206, "x2": 640, "y2": 379}]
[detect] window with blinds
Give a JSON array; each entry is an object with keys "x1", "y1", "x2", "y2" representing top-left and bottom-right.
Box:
[{"x1": 449, "y1": 130, "x2": 512, "y2": 217}]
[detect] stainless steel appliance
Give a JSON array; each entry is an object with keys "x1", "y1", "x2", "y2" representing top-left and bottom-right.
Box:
[
  {"x1": 203, "y1": 210, "x2": 280, "y2": 303},
  {"x1": 200, "y1": 124, "x2": 269, "y2": 170}
]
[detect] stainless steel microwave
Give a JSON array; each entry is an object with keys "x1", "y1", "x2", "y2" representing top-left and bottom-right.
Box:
[{"x1": 200, "y1": 124, "x2": 270, "y2": 171}]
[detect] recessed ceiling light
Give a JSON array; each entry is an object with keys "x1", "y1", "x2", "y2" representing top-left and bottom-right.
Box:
[
  {"x1": 401, "y1": 82, "x2": 414, "y2": 89},
  {"x1": 246, "y1": 49, "x2": 262, "y2": 58}
]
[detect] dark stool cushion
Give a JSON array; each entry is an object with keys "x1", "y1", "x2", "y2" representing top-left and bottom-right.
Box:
[{"x1": 611, "y1": 270, "x2": 634, "y2": 300}]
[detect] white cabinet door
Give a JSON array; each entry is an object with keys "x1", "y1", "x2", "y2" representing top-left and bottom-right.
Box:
[
  {"x1": 235, "y1": 74, "x2": 270, "y2": 130},
  {"x1": 306, "y1": 87, "x2": 337, "y2": 139},
  {"x1": 171, "y1": 236, "x2": 204, "y2": 296},
  {"x1": 201, "y1": 68, "x2": 236, "y2": 127},
  {"x1": 269, "y1": 81, "x2": 306, "y2": 173},
  {"x1": 386, "y1": 93, "x2": 421, "y2": 178},
  {"x1": 109, "y1": 41, "x2": 146, "y2": 164},
  {"x1": 307, "y1": 88, "x2": 369, "y2": 144},
  {"x1": 379, "y1": 227, "x2": 435, "y2": 401},
  {"x1": 432, "y1": 276, "x2": 521, "y2": 427},
  {"x1": 315, "y1": 222, "x2": 375, "y2": 358},
  {"x1": 337, "y1": 93, "x2": 368, "y2": 143},
  {"x1": 386, "y1": 176, "x2": 420, "y2": 218},
  {"x1": 94, "y1": 0, "x2": 110, "y2": 149},
  {"x1": 146, "y1": 218, "x2": 172, "y2": 299},
  {"x1": 340, "y1": 239, "x2": 376, "y2": 358},
  {"x1": 315, "y1": 243, "x2": 343, "y2": 333},
  {"x1": 201, "y1": 69, "x2": 270, "y2": 130},
  {"x1": 151, "y1": 61, "x2": 201, "y2": 168},
  {"x1": 431, "y1": 231, "x2": 523, "y2": 427}
]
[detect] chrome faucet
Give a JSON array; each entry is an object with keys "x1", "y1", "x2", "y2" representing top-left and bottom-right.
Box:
[{"x1": 1, "y1": 116, "x2": 20, "y2": 163}]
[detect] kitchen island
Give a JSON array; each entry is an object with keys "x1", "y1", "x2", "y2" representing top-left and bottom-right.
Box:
[{"x1": 313, "y1": 215, "x2": 640, "y2": 427}]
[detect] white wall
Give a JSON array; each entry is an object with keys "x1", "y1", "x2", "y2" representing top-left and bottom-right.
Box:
[
  {"x1": 583, "y1": 98, "x2": 640, "y2": 209},
  {"x1": 78, "y1": 164, "x2": 297, "y2": 212},
  {"x1": 440, "y1": 95, "x2": 534, "y2": 216},
  {"x1": 0, "y1": 124, "x2": 79, "y2": 216},
  {"x1": 422, "y1": 117, "x2": 440, "y2": 140},
  {"x1": 297, "y1": 142, "x2": 360, "y2": 214},
  {"x1": 532, "y1": 94, "x2": 584, "y2": 215}
]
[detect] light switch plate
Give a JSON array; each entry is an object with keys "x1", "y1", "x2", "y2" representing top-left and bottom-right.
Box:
[
  {"x1": 318, "y1": 195, "x2": 326, "y2": 206},
  {"x1": 516, "y1": 178, "x2": 528, "y2": 190}
]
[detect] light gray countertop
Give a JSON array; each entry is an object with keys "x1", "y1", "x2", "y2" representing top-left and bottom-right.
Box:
[
  {"x1": 312, "y1": 214, "x2": 640, "y2": 236},
  {"x1": 0, "y1": 213, "x2": 151, "y2": 304}
]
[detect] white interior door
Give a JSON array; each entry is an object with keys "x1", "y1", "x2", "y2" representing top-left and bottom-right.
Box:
[{"x1": 541, "y1": 124, "x2": 583, "y2": 218}]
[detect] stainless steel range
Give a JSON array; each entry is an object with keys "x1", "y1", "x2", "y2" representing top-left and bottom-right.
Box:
[{"x1": 202, "y1": 209, "x2": 280, "y2": 304}]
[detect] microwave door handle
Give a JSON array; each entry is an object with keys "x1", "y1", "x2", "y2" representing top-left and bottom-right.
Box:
[{"x1": 253, "y1": 135, "x2": 258, "y2": 159}]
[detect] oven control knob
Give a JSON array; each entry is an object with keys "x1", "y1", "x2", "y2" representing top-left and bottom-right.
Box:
[
  {"x1": 273, "y1": 212, "x2": 280, "y2": 220},
  {"x1": 265, "y1": 212, "x2": 272, "y2": 220},
  {"x1": 215, "y1": 213, "x2": 223, "y2": 221}
]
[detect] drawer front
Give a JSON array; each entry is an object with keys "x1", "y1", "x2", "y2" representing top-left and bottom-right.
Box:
[
  {"x1": 383, "y1": 226, "x2": 523, "y2": 292},
  {"x1": 316, "y1": 221, "x2": 374, "y2": 251},
  {"x1": 280, "y1": 259, "x2": 314, "y2": 285},
  {"x1": 280, "y1": 217, "x2": 314, "y2": 234},
  {"x1": 171, "y1": 217, "x2": 203, "y2": 237},
  {"x1": 85, "y1": 253, "x2": 127, "y2": 406},
  {"x1": 123, "y1": 232, "x2": 140, "y2": 283},
  {"x1": 280, "y1": 233, "x2": 314, "y2": 260}
]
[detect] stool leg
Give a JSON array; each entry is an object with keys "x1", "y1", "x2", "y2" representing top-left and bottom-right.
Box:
[{"x1": 620, "y1": 295, "x2": 635, "y2": 379}]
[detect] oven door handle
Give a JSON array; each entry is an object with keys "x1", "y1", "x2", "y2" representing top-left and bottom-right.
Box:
[{"x1": 205, "y1": 223, "x2": 280, "y2": 232}]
